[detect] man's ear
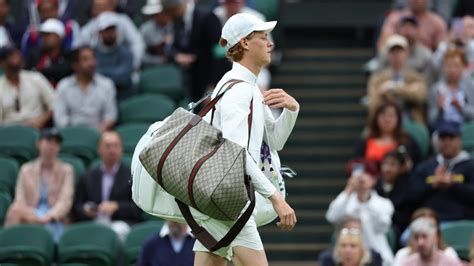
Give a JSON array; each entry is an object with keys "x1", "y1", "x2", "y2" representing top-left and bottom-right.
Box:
[{"x1": 240, "y1": 38, "x2": 249, "y2": 50}]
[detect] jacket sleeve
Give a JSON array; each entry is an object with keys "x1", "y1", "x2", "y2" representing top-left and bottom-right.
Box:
[
  {"x1": 46, "y1": 164, "x2": 75, "y2": 220},
  {"x1": 325, "y1": 191, "x2": 352, "y2": 224},
  {"x1": 73, "y1": 173, "x2": 89, "y2": 221},
  {"x1": 428, "y1": 83, "x2": 441, "y2": 127},
  {"x1": 53, "y1": 84, "x2": 70, "y2": 127},
  {"x1": 219, "y1": 84, "x2": 276, "y2": 198},
  {"x1": 263, "y1": 104, "x2": 299, "y2": 151},
  {"x1": 360, "y1": 193, "x2": 394, "y2": 234},
  {"x1": 397, "y1": 75, "x2": 427, "y2": 105},
  {"x1": 13, "y1": 166, "x2": 28, "y2": 205},
  {"x1": 451, "y1": 161, "x2": 474, "y2": 205}
]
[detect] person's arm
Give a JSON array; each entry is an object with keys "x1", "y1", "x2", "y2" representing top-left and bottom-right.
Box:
[
  {"x1": 13, "y1": 166, "x2": 28, "y2": 205},
  {"x1": 450, "y1": 162, "x2": 474, "y2": 205},
  {"x1": 121, "y1": 15, "x2": 145, "y2": 69},
  {"x1": 397, "y1": 75, "x2": 428, "y2": 105},
  {"x1": 53, "y1": 82, "x2": 70, "y2": 128},
  {"x1": 427, "y1": 83, "x2": 441, "y2": 126},
  {"x1": 360, "y1": 193, "x2": 394, "y2": 234},
  {"x1": 99, "y1": 81, "x2": 117, "y2": 132},
  {"x1": 377, "y1": 12, "x2": 399, "y2": 52},
  {"x1": 461, "y1": 76, "x2": 474, "y2": 121},
  {"x1": 325, "y1": 191, "x2": 353, "y2": 224},
  {"x1": 433, "y1": 16, "x2": 448, "y2": 51},
  {"x1": 45, "y1": 164, "x2": 74, "y2": 220},
  {"x1": 25, "y1": 73, "x2": 55, "y2": 129},
  {"x1": 73, "y1": 173, "x2": 91, "y2": 221}
]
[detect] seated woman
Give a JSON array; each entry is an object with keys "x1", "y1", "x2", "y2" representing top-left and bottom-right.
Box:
[
  {"x1": 353, "y1": 101, "x2": 422, "y2": 170},
  {"x1": 332, "y1": 227, "x2": 377, "y2": 266},
  {"x1": 393, "y1": 208, "x2": 459, "y2": 265}
]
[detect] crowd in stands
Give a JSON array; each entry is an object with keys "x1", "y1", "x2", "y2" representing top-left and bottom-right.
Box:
[{"x1": 324, "y1": 0, "x2": 474, "y2": 265}]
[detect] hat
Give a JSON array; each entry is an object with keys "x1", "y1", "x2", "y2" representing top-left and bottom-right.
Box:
[
  {"x1": 410, "y1": 217, "x2": 436, "y2": 235},
  {"x1": 142, "y1": 0, "x2": 163, "y2": 15},
  {"x1": 97, "y1": 11, "x2": 119, "y2": 31},
  {"x1": 221, "y1": 13, "x2": 277, "y2": 49},
  {"x1": 437, "y1": 121, "x2": 461, "y2": 136},
  {"x1": 40, "y1": 128, "x2": 63, "y2": 143},
  {"x1": 384, "y1": 34, "x2": 408, "y2": 53},
  {"x1": 161, "y1": 0, "x2": 185, "y2": 9},
  {"x1": 40, "y1": 18, "x2": 65, "y2": 38},
  {"x1": 399, "y1": 16, "x2": 419, "y2": 27}
]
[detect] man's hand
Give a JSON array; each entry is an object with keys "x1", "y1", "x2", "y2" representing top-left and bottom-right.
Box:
[
  {"x1": 83, "y1": 204, "x2": 97, "y2": 219},
  {"x1": 451, "y1": 98, "x2": 462, "y2": 111},
  {"x1": 98, "y1": 201, "x2": 119, "y2": 216},
  {"x1": 270, "y1": 192, "x2": 296, "y2": 231},
  {"x1": 175, "y1": 53, "x2": 196, "y2": 67},
  {"x1": 262, "y1": 88, "x2": 298, "y2": 111}
]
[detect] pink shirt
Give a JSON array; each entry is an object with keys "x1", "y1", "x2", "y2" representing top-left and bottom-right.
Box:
[
  {"x1": 401, "y1": 250, "x2": 462, "y2": 266},
  {"x1": 378, "y1": 9, "x2": 447, "y2": 51}
]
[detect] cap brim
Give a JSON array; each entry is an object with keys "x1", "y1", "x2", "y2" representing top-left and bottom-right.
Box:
[
  {"x1": 254, "y1": 20, "x2": 277, "y2": 33},
  {"x1": 142, "y1": 5, "x2": 163, "y2": 15}
]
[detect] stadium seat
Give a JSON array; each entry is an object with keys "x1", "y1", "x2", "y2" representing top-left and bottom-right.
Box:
[
  {"x1": 0, "y1": 191, "x2": 12, "y2": 225},
  {"x1": 124, "y1": 220, "x2": 164, "y2": 265},
  {"x1": 119, "y1": 94, "x2": 176, "y2": 124},
  {"x1": 0, "y1": 224, "x2": 55, "y2": 265},
  {"x1": 441, "y1": 220, "x2": 474, "y2": 260},
  {"x1": 462, "y1": 122, "x2": 474, "y2": 152},
  {"x1": 0, "y1": 157, "x2": 19, "y2": 196},
  {"x1": 58, "y1": 154, "x2": 86, "y2": 184},
  {"x1": 116, "y1": 123, "x2": 150, "y2": 154},
  {"x1": 59, "y1": 126, "x2": 100, "y2": 166},
  {"x1": 255, "y1": 0, "x2": 279, "y2": 21},
  {"x1": 58, "y1": 222, "x2": 120, "y2": 266},
  {"x1": 0, "y1": 125, "x2": 39, "y2": 164},
  {"x1": 138, "y1": 64, "x2": 186, "y2": 101},
  {"x1": 403, "y1": 119, "x2": 429, "y2": 157}
]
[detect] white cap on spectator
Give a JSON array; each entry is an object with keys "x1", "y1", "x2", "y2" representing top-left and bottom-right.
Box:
[
  {"x1": 142, "y1": 0, "x2": 163, "y2": 15},
  {"x1": 410, "y1": 217, "x2": 436, "y2": 235},
  {"x1": 40, "y1": 18, "x2": 65, "y2": 39},
  {"x1": 221, "y1": 13, "x2": 276, "y2": 49},
  {"x1": 384, "y1": 34, "x2": 408, "y2": 53},
  {"x1": 97, "y1": 11, "x2": 119, "y2": 31}
]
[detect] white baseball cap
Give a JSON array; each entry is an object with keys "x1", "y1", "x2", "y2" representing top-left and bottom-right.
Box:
[
  {"x1": 40, "y1": 18, "x2": 65, "y2": 39},
  {"x1": 221, "y1": 13, "x2": 277, "y2": 49},
  {"x1": 142, "y1": 0, "x2": 163, "y2": 15},
  {"x1": 384, "y1": 34, "x2": 408, "y2": 53},
  {"x1": 97, "y1": 11, "x2": 119, "y2": 31}
]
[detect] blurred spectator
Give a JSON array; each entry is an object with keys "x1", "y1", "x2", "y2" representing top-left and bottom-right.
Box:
[
  {"x1": 319, "y1": 216, "x2": 383, "y2": 266},
  {"x1": 137, "y1": 221, "x2": 195, "y2": 266},
  {"x1": 354, "y1": 102, "x2": 422, "y2": 167},
  {"x1": 0, "y1": 0, "x2": 23, "y2": 47},
  {"x1": 24, "y1": 18, "x2": 73, "y2": 88},
  {"x1": 406, "y1": 121, "x2": 474, "y2": 221},
  {"x1": 399, "y1": 217, "x2": 462, "y2": 265},
  {"x1": 94, "y1": 12, "x2": 133, "y2": 101},
  {"x1": 21, "y1": 0, "x2": 78, "y2": 29},
  {"x1": 162, "y1": 0, "x2": 221, "y2": 102},
  {"x1": 391, "y1": 0, "x2": 455, "y2": 22},
  {"x1": 140, "y1": 0, "x2": 173, "y2": 67},
  {"x1": 428, "y1": 49, "x2": 474, "y2": 127},
  {"x1": 85, "y1": 0, "x2": 137, "y2": 20},
  {"x1": 54, "y1": 46, "x2": 117, "y2": 132},
  {"x1": 378, "y1": 0, "x2": 447, "y2": 51},
  {"x1": 394, "y1": 208, "x2": 459, "y2": 264},
  {"x1": 21, "y1": 0, "x2": 81, "y2": 57},
  {"x1": 331, "y1": 228, "x2": 376, "y2": 266},
  {"x1": 0, "y1": 47, "x2": 55, "y2": 129},
  {"x1": 368, "y1": 35, "x2": 427, "y2": 124},
  {"x1": 452, "y1": 0, "x2": 474, "y2": 19},
  {"x1": 80, "y1": 0, "x2": 144, "y2": 69},
  {"x1": 4, "y1": 128, "x2": 74, "y2": 241},
  {"x1": 367, "y1": 16, "x2": 432, "y2": 80},
  {"x1": 375, "y1": 150, "x2": 413, "y2": 245},
  {"x1": 326, "y1": 159, "x2": 394, "y2": 265},
  {"x1": 73, "y1": 131, "x2": 142, "y2": 241}
]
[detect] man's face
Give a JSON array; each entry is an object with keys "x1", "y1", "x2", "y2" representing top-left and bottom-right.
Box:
[
  {"x1": 409, "y1": 0, "x2": 429, "y2": 14},
  {"x1": 438, "y1": 135, "x2": 462, "y2": 160},
  {"x1": 165, "y1": 4, "x2": 186, "y2": 19},
  {"x1": 0, "y1": 0, "x2": 10, "y2": 20},
  {"x1": 223, "y1": 0, "x2": 243, "y2": 17},
  {"x1": 37, "y1": 138, "x2": 61, "y2": 160},
  {"x1": 244, "y1": 31, "x2": 273, "y2": 67},
  {"x1": 413, "y1": 232, "x2": 436, "y2": 259},
  {"x1": 99, "y1": 26, "x2": 117, "y2": 47},
  {"x1": 3, "y1": 50, "x2": 22, "y2": 73},
  {"x1": 74, "y1": 48, "x2": 96, "y2": 78},
  {"x1": 443, "y1": 56, "x2": 465, "y2": 84},
  {"x1": 98, "y1": 132, "x2": 123, "y2": 166},
  {"x1": 387, "y1": 46, "x2": 408, "y2": 69},
  {"x1": 167, "y1": 221, "x2": 188, "y2": 239},
  {"x1": 381, "y1": 157, "x2": 403, "y2": 184},
  {"x1": 40, "y1": 32, "x2": 62, "y2": 51},
  {"x1": 38, "y1": 0, "x2": 59, "y2": 21},
  {"x1": 91, "y1": 0, "x2": 114, "y2": 17},
  {"x1": 399, "y1": 23, "x2": 418, "y2": 44}
]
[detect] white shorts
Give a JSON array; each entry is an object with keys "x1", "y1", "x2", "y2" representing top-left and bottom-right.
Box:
[{"x1": 192, "y1": 215, "x2": 264, "y2": 260}]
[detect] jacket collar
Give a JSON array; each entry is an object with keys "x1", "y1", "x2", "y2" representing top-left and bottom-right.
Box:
[{"x1": 436, "y1": 151, "x2": 471, "y2": 167}]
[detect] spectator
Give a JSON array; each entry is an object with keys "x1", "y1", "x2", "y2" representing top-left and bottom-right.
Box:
[
  {"x1": 406, "y1": 121, "x2": 474, "y2": 221},
  {"x1": 367, "y1": 35, "x2": 427, "y2": 124},
  {"x1": 73, "y1": 131, "x2": 142, "y2": 240},
  {"x1": 21, "y1": 0, "x2": 81, "y2": 57},
  {"x1": 391, "y1": 0, "x2": 455, "y2": 22},
  {"x1": 94, "y1": 12, "x2": 134, "y2": 101},
  {"x1": 0, "y1": 47, "x2": 55, "y2": 129},
  {"x1": 378, "y1": 0, "x2": 447, "y2": 51},
  {"x1": 162, "y1": 0, "x2": 221, "y2": 102},
  {"x1": 80, "y1": 0, "x2": 144, "y2": 69},
  {"x1": 4, "y1": 128, "x2": 74, "y2": 241},
  {"x1": 85, "y1": 0, "x2": 137, "y2": 20},
  {"x1": 140, "y1": 0, "x2": 173, "y2": 67},
  {"x1": 24, "y1": 18, "x2": 73, "y2": 88},
  {"x1": 21, "y1": 0, "x2": 78, "y2": 29},
  {"x1": 319, "y1": 216, "x2": 383, "y2": 266},
  {"x1": 326, "y1": 159, "x2": 394, "y2": 265},
  {"x1": 394, "y1": 208, "x2": 460, "y2": 264},
  {"x1": 428, "y1": 49, "x2": 474, "y2": 127},
  {"x1": 354, "y1": 102, "x2": 422, "y2": 168},
  {"x1": 137, "y1": 221, "x2": 195, "y2": 266},
  {"x1": 375, "y1": 150, "x2": 413, "y2": 245},
  {"x1": 54, "y1": 46, "x2": 117, "y2": 132},
  {"x1": 399, "y1": 217, "x2": 462, "y2": 265},
  {"x1": 332, "y1": 228, "x2": 375, "y2": 266},
  {"x1": 0, "y1": 0, "x2": 23, "y2": 47}
]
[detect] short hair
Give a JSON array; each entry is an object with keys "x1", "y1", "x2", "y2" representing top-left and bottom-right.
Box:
[
  {"x1": 70, "y1": 46, "x2": 94, "y2": 64},
  {"x1": 443, "y1": 48, "x2": 467, "y2": 66},
  {"x1": 219, "y1": 31, "x2": 256, "y2": 62}
]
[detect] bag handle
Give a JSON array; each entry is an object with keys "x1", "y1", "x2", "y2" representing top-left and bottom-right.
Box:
[{"x1": 176, "y1": 175, "x2": 255, "y2": 252}]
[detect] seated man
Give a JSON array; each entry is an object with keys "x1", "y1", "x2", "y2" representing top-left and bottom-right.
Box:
[
  {"x1": 4, "y1": 128, "x2": 74, "y2": 241},
  {"x1": 407, "y1": 121, "x2": 474, "y2": 221},
  {"x1": 54, "y1": 46, "x2": 117, "y2": 132},
  {"x1": 137, "y1": 220, "x2": 195, "y2": 266},
  {"x1": 326, "y1": 159, "x2": 394, "y2": 265},
  {"x1": 0, "y1": 46, "x2": 55, "y2": 129},
  {"x1": 73, "y1": 131, "x2": 142, "y2": 240}
]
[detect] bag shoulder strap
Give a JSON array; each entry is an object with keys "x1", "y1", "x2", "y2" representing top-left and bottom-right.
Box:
[{"x1": 176, "y1": 175, "x2": 255, "y2": 252}]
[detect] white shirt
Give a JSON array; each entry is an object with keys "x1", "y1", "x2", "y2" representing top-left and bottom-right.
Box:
[
  {"x1": 326, "y1": 191, "x2": 395, "y2": 265},
  {"x1": 159, "y1": 223, "x2": 194, "y2": 253}
]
